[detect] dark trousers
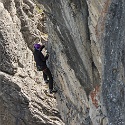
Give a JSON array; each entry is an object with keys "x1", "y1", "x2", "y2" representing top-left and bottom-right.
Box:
[{"x1": 43, "y1": 68, "x2": 53, "y2": 90}]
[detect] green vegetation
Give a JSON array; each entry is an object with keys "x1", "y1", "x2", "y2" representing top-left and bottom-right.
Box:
[
  {"x1": 36, "y1": 5, "x2": 43, "y2": 13},
  {"x1": 32, "y1": 0, "x2": 43, "y2": 14}
]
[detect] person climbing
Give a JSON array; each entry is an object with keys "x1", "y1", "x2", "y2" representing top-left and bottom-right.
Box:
[{"x1": 33, "y1": 43, "x2": 57, "y2": 94}]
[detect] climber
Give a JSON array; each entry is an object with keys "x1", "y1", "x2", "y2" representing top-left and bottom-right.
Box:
[{"x1": 33, "y1": 43, "x2": 57, "y2": 94}]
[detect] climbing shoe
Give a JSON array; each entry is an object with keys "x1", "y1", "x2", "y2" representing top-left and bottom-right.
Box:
[
  {"x1": 44, "y1": 80, "x2": 49, "y2": 84},
  {"x1": 49, "y1": 89, "x2": 57, "y2": 94}
]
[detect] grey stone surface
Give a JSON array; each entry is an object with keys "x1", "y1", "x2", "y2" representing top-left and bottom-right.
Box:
[
  {"x1": 38, "y1": 0, "x2": 95, "y2": 124},
  {"x1": 102, "y1": 0, "x2": 125, "y2": 124},
  {"x1": 1, "y1": 0, "x2": 125, "y2": 125},
  {"x1": 0, "y1": 0, "x2": 64, "y2": 125},
  {"x1": 37, "y1": 0, "x2": 125, "y2": 125}
]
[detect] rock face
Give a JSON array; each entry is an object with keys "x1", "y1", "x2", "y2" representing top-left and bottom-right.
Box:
[
  {"x1": 87, "y1": 0, "x2": 125, "y2": 124},
  {"x1": 37, "y1": 0, "x2": 125, "y2": 125},
  {"x1": 0, "y1": 0, "x2": 125, "y2": 125},
  {"x1": 0, "y1": 0, "x2": 64, "y2": 125}
]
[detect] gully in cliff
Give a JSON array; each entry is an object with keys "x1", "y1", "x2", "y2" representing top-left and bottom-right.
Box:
[{"x1": 33, "y1": 43, "x2": 57, "y2": 94}]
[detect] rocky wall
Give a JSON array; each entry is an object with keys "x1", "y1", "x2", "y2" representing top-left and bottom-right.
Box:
[
  {"x1": 0, "y1": 0, "x2": 64, "y2": 125},
  {"x1": 0, "y1": 0, "x2": 125, "y2": 125},
  {"x1": 37, "y1": 0, "x2": 125, "y2": 125},
  {"x1": 37, "y1": 0, "x2": 99, "y2": 124}
]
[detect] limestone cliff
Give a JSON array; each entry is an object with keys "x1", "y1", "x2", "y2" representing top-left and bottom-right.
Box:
[
  {"x1": 0, "y1": 0, "x2": 64, "y2": 125},
  {"x1": 0, "y1": 0, "x2": 125, "y2": 125}
]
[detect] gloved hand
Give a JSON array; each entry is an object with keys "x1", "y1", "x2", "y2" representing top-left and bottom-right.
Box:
[
  {"x1": 40, "y1": 45, "x2": 45, "y2": 51},
  {"x1": 46, "y1": 52, "x2": 49, "y2": 57}
]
